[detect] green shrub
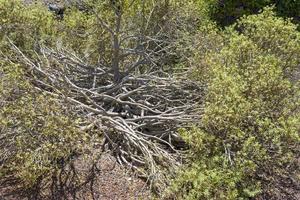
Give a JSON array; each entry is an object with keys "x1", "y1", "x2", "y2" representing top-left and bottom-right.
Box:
[
  {"x1": 169, "y1": 8, "x2": 300, "y2": 200},
  {"x1": 0, "y1": 62, "x2": 88, "y2": 188},
  {"x1": 0, "y1": 0, "x2": 100, "y2": 62},
  {"x1": 196, "y1": 0, "x2": 300, "y2": 27},
  {"x1": 233, "y1": 8, "x2": 300, "y2": 76},
  {"x1": 59, "y1": 7, "x2": 102, "y2": 61},
  {"x1": 0, "y1": 0, "x2": 56, "y2": 51},
  {"x1": 0, "y1": 1, "x2": 99, "y2": 191},
  {"x1": 211, "y1": 0, "x2": 273, "y2": 27}
]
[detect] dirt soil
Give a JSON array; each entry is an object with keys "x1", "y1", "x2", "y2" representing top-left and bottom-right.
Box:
[
  {"x1": 0, "y1": 153, "x2": 151, "y2": 200},
  {"x1": 76, "y1": 153, "x2": 152, "y2": 200}
]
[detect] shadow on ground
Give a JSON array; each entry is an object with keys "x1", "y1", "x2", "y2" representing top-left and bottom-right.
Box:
[{"x1": 0, "y1": 154, "x2": 150, "y2": 200}]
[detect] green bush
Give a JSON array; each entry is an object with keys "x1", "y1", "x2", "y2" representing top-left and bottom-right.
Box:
[
  {"x1": 0, "y1": 0, "x2": 56, "y2": 51},
  {"x1": 198, "y1": 0, "x2": 300, "y2": 27},
  {"x1": 211, "y1": 0, "x2": 273, "y2": 27},
  {"x1": 233, "y1": 7, "x2": 300, "y2": 76},
  {"x1": 0, "y1": 0, "x2": 92, "y2": 189},
  {"x1": 169, "y1": 8, "x2": 300, "y2": 200},
  {"x1": 59, "y1": 7, "x2": 102, "y2": 61},
  {"x1": 0, "y1": 0, "x2": 100, "y2": 61},
  {"x1": 0, "y1": 62, "x2": 88, "y2": 188}
]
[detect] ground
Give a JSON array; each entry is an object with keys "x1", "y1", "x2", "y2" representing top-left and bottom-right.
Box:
[{"x1": 0, "y1": 153, "x2": 151, "y2": 200}]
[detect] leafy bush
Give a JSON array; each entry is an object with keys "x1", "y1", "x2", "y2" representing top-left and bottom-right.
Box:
[
  {"x1": 0, "y1": 0, "x2": 56, "y2": 51},
  {"x1": 0, "y1": 62, "x2": 89, "y2": 188},
  {"x1": 233, "y1": 7, "x2": 300, "y2": 76},
  {"x1": 169, "y1": 8, "x2": 300, "y2": 200},
  {"x1": 0, "y1": 0, "x2": 99, "y2": 61},
  {"x1": 59, "y1": 7, "x2": 101, "y2": 60},
  {"x1": 0, "y1": 0, "x2": 93, "y2": 191},
  {"x1": 198, "y1": 0, "x2": 300, "y2": 27}
]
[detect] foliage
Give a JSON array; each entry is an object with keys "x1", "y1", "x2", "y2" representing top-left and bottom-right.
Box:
[
  {"x1": 169, "y1": 8, "x2": 300, "y2": 200},
  {"x1": 0, "y1": 0, "x2": 92, "y2": 191},
  {"x1": 0, "y1": 1, "x2": 299, "y2": 199},
  {"x1": 0, "y1": 0, "x2": 56, "y2": 51},
  {"x1": 206, "y1": 0, "x2": 300, "y2": 27},
  {"x1": 0, "y1": 62, "x2": 88, "y2": 188},
  {"x1": 233, "y1": 7, "x2": 300, "y2": 76},
  {"x1": 59, "y1": 7, "x2": 100, "y2": 60}
]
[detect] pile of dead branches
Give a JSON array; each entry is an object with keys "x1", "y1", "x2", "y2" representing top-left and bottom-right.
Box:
[{"x1": 7, "y1": 38, "x2": 204, "y2": 189}]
